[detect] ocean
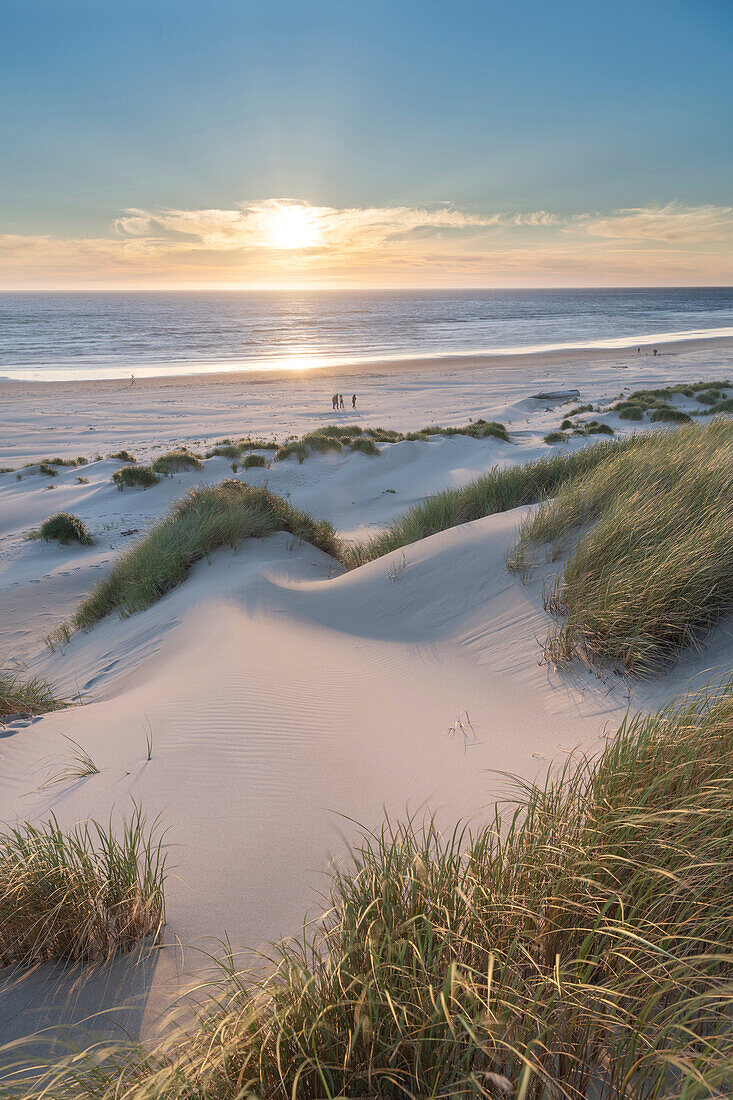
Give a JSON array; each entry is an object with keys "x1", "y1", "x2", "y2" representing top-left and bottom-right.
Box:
[{"x1": 1, "y1": 287, "x2": 732, "y2": 382}]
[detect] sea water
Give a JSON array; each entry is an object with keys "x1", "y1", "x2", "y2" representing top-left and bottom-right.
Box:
[{"x1": 1, "y1": 287, "x2": 732, "y2": 381}]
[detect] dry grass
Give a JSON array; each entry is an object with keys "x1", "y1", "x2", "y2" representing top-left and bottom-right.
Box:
[
  {"x1": 508, "y1": 419, "x2": 733, "y2": 673},
  {"x1": 7, "y1": 680, "x2": 733, "y2": 1096},
  {"x1": 0, "y1": 807, "x2": 166, "y2": 967},
  {"x1": 0, "y1": 672, "x2": 65, "y2": 718}
]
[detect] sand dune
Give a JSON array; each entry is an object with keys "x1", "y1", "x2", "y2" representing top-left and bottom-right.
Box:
[{"x1": 2, "y1": 346, "x2": 733, "y2": 1049}]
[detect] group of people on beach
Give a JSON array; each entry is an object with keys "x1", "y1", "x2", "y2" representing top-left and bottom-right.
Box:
[
  {"x1": 332, "y1": 393, "x2": 356, "y2": 410},
  {"x1": 636, "y1": 347, "x2": 659, "y2": 356}
]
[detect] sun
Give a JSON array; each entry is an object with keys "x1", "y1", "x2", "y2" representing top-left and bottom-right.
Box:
[{"x1": 265, "y1": 204, "x2": 322, "y2": 250}]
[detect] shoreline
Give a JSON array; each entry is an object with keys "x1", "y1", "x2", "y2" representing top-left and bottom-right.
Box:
[{"x1": 2, "y1": 332, "x2": 733, "y2": 395}]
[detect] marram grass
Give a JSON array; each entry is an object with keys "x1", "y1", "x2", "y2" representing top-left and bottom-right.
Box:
[
  {"x1": 5, "y1": 680, "x2": 733, "y2": 1096},
  {"x1": 0, "y1": 672, "x2": 64, "y2": 718},
  {"x1": 345, "y1": 435, "x2": 634, "y2": 568},
  {"x1": 508, "y1": 419, "x2": 733, "y2": 673},
  {"x1": 52, "y1": 480, "x2": 340, "y2": 639},
  {"x1": 0, "y1": 807, "x2": 165, "y2": 967}
]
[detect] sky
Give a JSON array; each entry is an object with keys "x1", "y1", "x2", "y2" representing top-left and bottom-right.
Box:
[{"x1": 1, "y1": 0, "x2": 732, "y2": 289}]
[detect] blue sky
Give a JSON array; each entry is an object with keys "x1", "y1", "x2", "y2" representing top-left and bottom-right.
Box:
[{"x1": 2, "y1": 0, "x2": 731, "y2": 286}]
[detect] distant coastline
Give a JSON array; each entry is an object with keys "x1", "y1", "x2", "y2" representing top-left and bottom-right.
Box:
[{"x1": 2, "y1": 328, "x2": 733, "y2": 385}]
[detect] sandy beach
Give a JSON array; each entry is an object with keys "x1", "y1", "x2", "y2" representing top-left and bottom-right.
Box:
[{"x1": 2, "y1": 338, "x2": 733, "y2": 1052}]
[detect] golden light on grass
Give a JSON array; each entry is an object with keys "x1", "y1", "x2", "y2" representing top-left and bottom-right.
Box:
[{"x1": 263, "y1": 203, "x2": 322, "y2": 250}]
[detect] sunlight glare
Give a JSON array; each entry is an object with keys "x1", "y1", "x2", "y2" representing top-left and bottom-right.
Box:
[{"x1": 265, "y1": 205, "x2": 322, "y2": 250}]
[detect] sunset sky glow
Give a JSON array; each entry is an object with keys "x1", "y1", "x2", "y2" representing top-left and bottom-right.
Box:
[{"x1": 2, "y1": 0, "x2": 731, "y2": 288}]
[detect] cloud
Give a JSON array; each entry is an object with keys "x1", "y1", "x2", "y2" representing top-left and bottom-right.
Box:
[
  {"x1": 1, "y1": 199, "x2": 731, "y2": 287},
  {"x1": 114, "y1": 199, "x2": 508, "y2": 252},
  {"x1": 572, "y1": 203, "x2": 733, "y2": 242}
]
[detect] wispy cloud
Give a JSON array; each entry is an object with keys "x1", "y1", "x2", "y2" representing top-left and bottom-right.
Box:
[
  {"x1": 573, "y1": 202, "x2": 733, "y2": 243},
  {"x1": 1, "y1": 199, "x2": 731, "y2": 287},
  {"x1": 114, "y1": 200, "x2": 508, "y2": 252}
]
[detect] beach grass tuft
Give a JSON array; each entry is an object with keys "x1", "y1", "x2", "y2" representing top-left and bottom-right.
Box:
[
  {"x1": 241, "y1": 453, "x2": 267, "y2": 469},
  {"x1": 508, "y1": 419, "x2": 733, "y2": 672},
  {"x1": 112, "y1": 465, "x2": 160, "y2": 491},
  {"x1": 30, "y1": 512, "x2": 93, "y2": 545},
  {"x1": 109, "y1": 450, "x2": 137, "y2": 463},
  {"x1": 10, "y1": 679, "x2": 733, "y2": 1096},
  {"x1": 56, "y1": 480, "x2": 339, "y2": 633},
  {"x1": 0, "y1": 672, "x2": 65, "y2": 718},
  {"x1": 0, "y1": 807, "x2": 165, "y2": 967},
  {"x1": 151, "y1": 448, "x2": 203, "y2": 476}
]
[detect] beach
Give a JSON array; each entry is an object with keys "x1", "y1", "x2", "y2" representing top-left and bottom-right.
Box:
[{"x1": 2, "y1": 337, "x2": 733, "y2": 1050}]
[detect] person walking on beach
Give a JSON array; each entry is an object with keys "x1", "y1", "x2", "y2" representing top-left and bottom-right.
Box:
[
  {"x1": 130, "y1": 374, "x2": 135, "y2": 386},
  {"x1": 636, "y1": 347, "x2": 641, "y2": 356},
  {"x1": 331, "y1": 393, "x2": 338, "y2": 410},
  {"x1": 352, "y1": 393, "x2": 357, "y2": 409},
  {"x1": 653, "y1": 348, "x2": 658, "y2": 356},
  {"x1": 339, "y1": 394, "x2": 345, "y2": 409}
]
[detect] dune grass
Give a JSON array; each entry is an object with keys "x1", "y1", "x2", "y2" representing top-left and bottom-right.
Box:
[
  {"x1": 109, "y1": 450, "x2": 137, "y2": 463},
  {"x1": 112, "y1": 465, "x2": 160, "y2": 490},
  {"x1": 151, "y1": 448, "x2": 203, "y2": 475},
  {"x1": 10, "y1": 679, "x2": 733, "y2": 1097},
  {"x1": 274, "y1": 421, "x2": 511, "y2": 464},
  {"x1": 53, "y1": 481, "x2": 339, "y2": 637},
  {"x1": 345, "y1": 436, "x2": 633, "y2": 568},
  {"x1": 241, "y1": 453, "x2": 267, "y2": 469},
  {"x1": 29, "y1": 512, "x2": 93, "y2": 546},
  {"x1": 0, "y1": 807, "x2": 165, "y2": 967},
  {"x1": 0, "y1": 672, "x2": 65, "y2": 718},
  {"x1": 205, "y1": 438, "x2": 277, "y2": 459},
  {"x1": 508, "y1": 419, "x2": 733, "y2": 673}
]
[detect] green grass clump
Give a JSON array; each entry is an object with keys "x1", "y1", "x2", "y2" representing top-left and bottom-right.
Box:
[
  {"x1": 696, "y1": 388, "x2": 725, "y2": 404},
  {"x1": 0, "y1": 466, "x2": 14, "y2": 474},
  {"x1": 206, "y1": 443, "x2": 241, "y2": 459},
  {"x1": 566, "y1": 403, "x2": 594, "y2": 416},
  {"x1": 543, "y1": 431, "x2": 567, "y2": 444},
  {"x1": 112, "y1": 465, "x2": 160, "y2": 490},
  {"x1": 0, "y1": 672, "x2": 64, "y2": 717},
  {"x1": 237, "y1": 437, "x2": 279, "y2": 450},
  {"x1": 151, "y1": 448, "x2": 203, "y2": 475},
  {"x1": 38, "y1": 462, "x2": 58, "y2": 477},
  {"x1": 649, "y1": 406, "x2": 692, "y2": 423},
  {"x1": 706, "y1": 397, "x2": 733, "y2": 414},
  {"x1": 346, "y1": 436, "x2": 632, "y2": 568},
  {"x1": 582, "y1": 420, "x2": 614, "y2": 435},
  {"x1": 109, "y1": 450, "x2": 137, "y2": 463},
  {"x1": 58, "y1": 481, "x2": 339, "y2": 633},
  {"x1": 275, "y1": 440, "x2": 309, "y2": 463},
  {"x1": 300, "y1": 431, "x2": 343, "y2": 454},
  {"x1": 272, "y1": 422, "x2": 511, "y2": 465},
  {"x1": 16, "y1": 680, "x2": 733, "y2": 1097},
  {"x1": 241, "y1": 453, "x2": 267, "y2": 469},
  {"x1": 32, "y1": 512, "x2": 93, "y2": 545},
  {"x1": 508, "y1": 420, "x2": 733, "y2": 673},
  {"x1": 0, "y1": 808, "x2": 165, "y2": 966},
  {"x1": 617, "y1": 404, "x2": 644, "y2": 420},
  {"x1": 348, "y1": 434, "x2": 380, "y2": 455}
]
